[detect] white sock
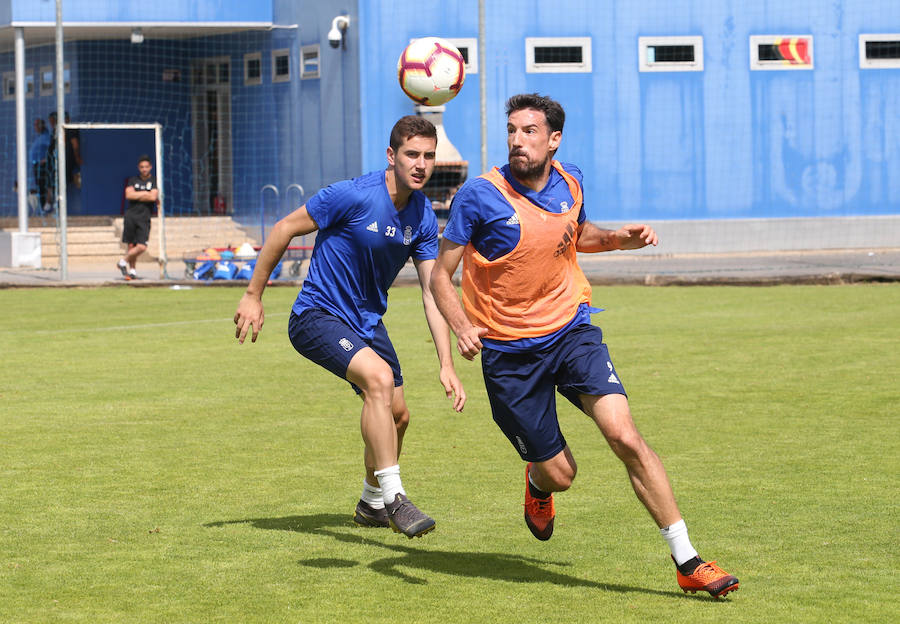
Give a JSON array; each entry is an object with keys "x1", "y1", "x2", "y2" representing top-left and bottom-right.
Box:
[
  {"x1": 660, "y1": 519, "x2": 699, "y2": 566},
  {"x1": 373, "y1": 464, "x2": 405, "y2": 506},
  {"x1": 361, "y1": 479, "x2": 384, "y2": 509}
]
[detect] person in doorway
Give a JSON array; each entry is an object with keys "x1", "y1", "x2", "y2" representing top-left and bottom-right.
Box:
[
  {"x1": 29, "y1": 117, "x2": 52, "y2": 214},
  {"x1": 429, "y1": 93, "x2": 739, "y2": 598},
  {"x1": 64, "y1": 112, "x2": 83, "y2": 188},
  {"x1": 233, "y1": 115, "x2": 465, "y2": 538},
  {"x1": 117, "y1": 155, "x2": 158, "y2": 280}
]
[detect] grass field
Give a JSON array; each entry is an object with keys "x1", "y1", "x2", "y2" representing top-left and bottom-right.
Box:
[{"x1": 1, "y1": 283, "x2": 898, "y2": 623}]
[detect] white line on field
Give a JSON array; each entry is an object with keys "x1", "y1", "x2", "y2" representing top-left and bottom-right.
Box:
[{"x1": 30, "y1": 312, "x2": 289, "y2": 335}]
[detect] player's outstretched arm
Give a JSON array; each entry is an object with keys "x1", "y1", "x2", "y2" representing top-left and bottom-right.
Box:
[
  {"x1": 234, "y1": 205, "x2": 319, "y2": 344},
  {"x1": 576, "y1": 222, "x2": 659, "y2": 253},
  {"x1": 429, "y1": 239, "x2": 487, "y2": 361},
  {"x1": 415, "y1": 258, "x2": 466, "y2": 412}
]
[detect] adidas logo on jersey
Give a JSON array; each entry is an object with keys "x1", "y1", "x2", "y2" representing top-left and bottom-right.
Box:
[
  {"x1": 505, "y1": 213, "x2": 520, "y2": 226},
  {"x1": 366, "y1": 221, "x2": 379, "y2": 232},
  {"x1": 608, "y1": 373, "x2": 620, "y2": 384}
]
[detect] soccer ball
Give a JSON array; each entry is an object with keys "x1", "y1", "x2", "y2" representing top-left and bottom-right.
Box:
[{"x1": 397, "y1": 37, "x2": 465, "y2": 106}]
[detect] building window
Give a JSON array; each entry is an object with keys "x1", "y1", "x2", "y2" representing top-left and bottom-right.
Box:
[
  {"x1": 63, "y1": 64, "x2": 71, "y2": 93},
  {"x1": 272, "y1": 49, "x2": 290, "y2": 82},
  {"x1": 2, "y1": 70, "x2": 35, "y2": 100},
  {"x1": 2, "y1": 72, "x2": 14, "y2": 101},
  {"x1": 859, "y1": 34, "x2": 900, "y2": 69},
  {"x1": 192, "y1": 57, "x2": 229, "y2": 86},
  {"x1": 526, "y1": 37, "x2": 592, "y2": 73},
  {"x1": 300, "y1": 45, "x2": 320, "y2": 80},
  {"x1": 750, "y1": 35, "x2": 813, "y2": 70},
  {"x1": 446, "y1": 37, "x2": 478, "y2": 74},
  {"x1": 639, "y1": 36, "x2": 704, "y2": 72},
  {"x1": 40, "y1": 66, "x2": 53, "y2": 96},
  {"x1": 244, "y1": 52, "x2": 262, "y2": 85}
]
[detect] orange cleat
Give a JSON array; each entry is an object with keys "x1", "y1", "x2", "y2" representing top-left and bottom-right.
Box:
[
  {"x1": 524, "y1": 462, "x2": 555, "y2": 540},
  {"x1": 676, "y1": 558, "x2": 739, "y2": 598}
]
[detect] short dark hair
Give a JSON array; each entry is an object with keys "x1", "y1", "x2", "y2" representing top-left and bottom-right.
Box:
[
  {"x1": 505, "y1": 93, "x2": 565, "y2": 134},
  {"x1": 137, "y1": 155, "x2": 152, "y2": 165},
  {"x1": 389, "y1": 115, "x2": 437, "y2": 151}
]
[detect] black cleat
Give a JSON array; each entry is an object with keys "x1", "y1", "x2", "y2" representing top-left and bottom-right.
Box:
[
  {"x1": 353, "y1": 499, "x2": 389, "y2": 528},
  {"x1": 385, "y1": 493, "x2": 435, "y2": 538}
]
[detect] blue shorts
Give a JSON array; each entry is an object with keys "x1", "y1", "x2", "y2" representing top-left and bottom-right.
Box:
[
  {"x1": 288, "y1": 307, "x2": 403, "y2": 393},
  {"x1": 480, "y1": 323, "x2": 626, "y2": 462}
]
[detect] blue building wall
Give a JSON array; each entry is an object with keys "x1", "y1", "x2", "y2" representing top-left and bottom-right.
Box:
[
  {"x1": 12, "y1": 0, "x2": 272, "y2": 23},
  {"x1": 2, "y1": 1, "x2": 899, "y2": 224},
  {"x1": 359, "y1": 0, "x2": 900, "y2": 221},
  {"x1": 1, "y1": 0, "x2": 361, "y2": 223},
  {"x1": 2, "y1": 33, "x2": 289, "y2": 218}
]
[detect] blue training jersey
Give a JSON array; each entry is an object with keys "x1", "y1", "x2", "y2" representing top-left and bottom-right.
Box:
[
  {"x1": 292, "y1": 169, "x2": 438, "y2": 340},
  {"x1": 443, "y1": 162, "x2": 587, "y2": 261},
  {"x1": 443, "y1": 162, "x2": 597, "y2": 353}
]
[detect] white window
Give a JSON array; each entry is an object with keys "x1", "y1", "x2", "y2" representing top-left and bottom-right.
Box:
[
  {"x1": 244, "y1": 52, "x2": 262, "y2": 86},
  {"x1": 300, "y1": 45, "x2": 320, "y2": 79},
  {"x1": 639, "y1": 36, "x2": 704, "y2": 72},
  {"x1": 526, "y1": 37, "x2": 592, "y2": 73},
  {"x1": 750, "y1": 35, "x2": 813, "y2": 70},
  {"x1": 193, "y1": 57, "x2": 229, "y2": 86},
  {"x1": 446, "y1": 37, "x2": 478, "y2": 74},
  {"x1": 40, "y1": 65, "x2": 53, "y2": 96},
  {"x1": 2, "y1": 70, "x2": 35, "y2": 100},
  {"x1": 2, "y1": 71, "x2": 14, "y2": 101},
  {"x1": 859, "y1": 34, "x2": 900, "y2": 69},
  {"x1": 272, "y1": 49, "x2": 290, "y2": 82},
  {"x1": 63, "y1": 63, "x2": 71, "y2": 93}
]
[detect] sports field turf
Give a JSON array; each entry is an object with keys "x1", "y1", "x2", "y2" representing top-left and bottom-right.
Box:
[{"x1": 1, "y1": 283, "x2": 897, "y2": 622}]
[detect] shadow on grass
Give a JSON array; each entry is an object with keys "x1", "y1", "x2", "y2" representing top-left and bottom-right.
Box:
[{"x1": 205, "y1": 513, "x2": 675, "y2": 597}]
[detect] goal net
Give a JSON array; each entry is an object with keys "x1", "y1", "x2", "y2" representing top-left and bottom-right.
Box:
[{"x1": 5, "y1": 26, "x2": 308, "y2": 278}]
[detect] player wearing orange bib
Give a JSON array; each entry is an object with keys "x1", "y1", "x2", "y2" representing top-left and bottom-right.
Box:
[{"x1": 430, "y1": 93, "x2": 739, "y2": 598}]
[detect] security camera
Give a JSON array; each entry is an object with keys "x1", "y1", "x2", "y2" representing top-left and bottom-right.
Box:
[
  {"x1": 328, "y1": 15, "x2": 350, "y2": 49},
  {"x1": 327, "y1": 29, "x2": 341, "y2": 48}
]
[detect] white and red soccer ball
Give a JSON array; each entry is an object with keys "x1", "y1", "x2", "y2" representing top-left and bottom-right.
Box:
[{"x1": 397, "y1": 37, "x2": 465, "y2": 106}]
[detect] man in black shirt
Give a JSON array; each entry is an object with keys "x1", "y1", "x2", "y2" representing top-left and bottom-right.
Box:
[{"x1": 117, "y1": 155, "x2": 158, "y2": 280}]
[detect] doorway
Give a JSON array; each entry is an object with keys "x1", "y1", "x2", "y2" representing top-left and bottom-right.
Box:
[{"x1": 191, "y1": 56, "x2": 233, "y2": 215}]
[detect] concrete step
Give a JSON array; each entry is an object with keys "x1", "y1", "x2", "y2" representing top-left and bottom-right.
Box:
[{"x1": 4, "y1": 216, "x2": 263, "y2": 264}]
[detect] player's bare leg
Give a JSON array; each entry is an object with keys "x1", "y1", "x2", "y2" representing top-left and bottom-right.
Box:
[
  {"x1": 123, "y1": 243, "x2": 146, "y2": 279},
  {"x1": 582, "y1": 393, "x2": 738, "y2": 597},
  {"x1": 522, "y1": 447, "x2": 575, "y2": 540},
  {"x1": 346, "y1": 349, "x2": 434, "y2": 537},
  {"x1": 356, "y1": 386, "x2": 410, "y2": 528}
]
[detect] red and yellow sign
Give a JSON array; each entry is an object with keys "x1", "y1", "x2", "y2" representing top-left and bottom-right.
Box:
[{"x1": 773, "y1": 37, "x2": 811, "y2": 65}]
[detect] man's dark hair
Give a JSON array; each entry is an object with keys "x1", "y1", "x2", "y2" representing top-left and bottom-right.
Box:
[
  {"x1": 137, "y1": 154, "x2": 152, "y2": 165},
  {"x1": 389, "y1": 115, "x2": 437, "y2": 151},
  {"x1": 505, "y1": 93, "x2": 565, "y2": 134}
]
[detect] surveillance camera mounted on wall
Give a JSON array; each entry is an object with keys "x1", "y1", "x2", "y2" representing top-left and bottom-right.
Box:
[{"x1": 328, "y1": 15, "x2": 350, "y2": 49}]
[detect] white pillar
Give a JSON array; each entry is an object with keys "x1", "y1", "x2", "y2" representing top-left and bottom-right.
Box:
[{"x1": 15, "y1": 27, "x2": 27, "y2": 233}]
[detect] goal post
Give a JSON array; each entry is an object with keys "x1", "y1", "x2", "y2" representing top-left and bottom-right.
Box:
[{"x1": 62, "y1": 122, "x2": 169, "y2": 278}]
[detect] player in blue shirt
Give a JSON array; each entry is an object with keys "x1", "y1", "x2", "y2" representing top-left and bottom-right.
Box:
[
  {"x1": 431, "y1": 93, "x2": 739, "y2": 597},
  {"x1": 234, "y1": 116, "x2": 464, "y2": 538},
  {"x1": 29, "y1": 118, "x2": 52, "y2": 214}
]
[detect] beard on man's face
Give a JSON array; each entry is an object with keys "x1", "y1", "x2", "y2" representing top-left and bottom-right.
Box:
[{"x1": 508, "y1": 151, "x2": 551, "y2": 181}]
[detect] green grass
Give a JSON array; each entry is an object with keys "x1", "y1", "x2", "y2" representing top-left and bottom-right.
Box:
[{"x1": 1, "y1": 283, "x2": 898, "y2": 623}]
